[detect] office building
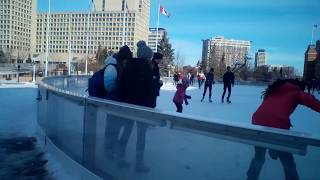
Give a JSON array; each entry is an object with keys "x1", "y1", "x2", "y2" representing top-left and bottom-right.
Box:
[
  {"x1": 35, "y1": 0, "x2": 150, "y2": 64},
  {"x1": 0, "y1": 0, "x2": 37, "y2": 63},
  {"x1": 303, "y1": 43, "x2": 319, "y2": 80},
  {"x1": 148, "y1": 27, "x2": 166, "y2": 52},
  {"x1": 254, "y1": 49, "x2": 267, "y2": 68}
]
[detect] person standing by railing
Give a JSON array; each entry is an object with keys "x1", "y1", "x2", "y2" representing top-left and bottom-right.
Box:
[
  {"x1": 247, "y1": 79, "x2": 320, "y2": 180},
  {"x1": 103, "y1": 45, "x2": 134, "y2": 168},
  {"x1": 120, "y1": 40, "x2": 157, "y2": 173}
]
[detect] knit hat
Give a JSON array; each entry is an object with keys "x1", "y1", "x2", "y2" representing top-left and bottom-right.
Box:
[
  {"x1": 137, "y1": 40, "x2": 153, "y2": 60},
  {"x1": 118, "y1": 45, "x2": 132, "y2": 60}
]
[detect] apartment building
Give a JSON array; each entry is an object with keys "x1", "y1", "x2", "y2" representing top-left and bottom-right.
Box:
[
  {"x1": 35, "y1": 0, "x2": 150, "y2": 64},
  {"x1": 202, "y1": 36, "x2": 251, "y2": 68}
]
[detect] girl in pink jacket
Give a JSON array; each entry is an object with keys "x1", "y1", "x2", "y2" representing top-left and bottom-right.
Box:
[{"x1": 173, "y1": 81, "x2": 191, "y2": 113}]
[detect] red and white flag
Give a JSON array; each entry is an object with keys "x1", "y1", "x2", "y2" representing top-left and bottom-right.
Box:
[{"x1": 160, "y1": 6, "x2": 171, "y2": 17}]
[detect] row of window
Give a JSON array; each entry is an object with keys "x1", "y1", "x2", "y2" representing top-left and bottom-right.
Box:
[{"x1": 38, "y1": 12, "x2": 136, "y2": 19}]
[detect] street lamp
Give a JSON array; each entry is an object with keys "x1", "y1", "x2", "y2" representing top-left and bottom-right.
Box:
[{"x1": 168, "y1": 64, "x2": 171, "y2": 77}]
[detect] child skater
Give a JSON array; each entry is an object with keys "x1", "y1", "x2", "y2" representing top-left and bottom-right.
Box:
[{"x1": 173, "y1": 78, "x2": 192, "y2": 113}]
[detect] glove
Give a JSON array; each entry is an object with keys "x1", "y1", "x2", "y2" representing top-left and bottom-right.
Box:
[
  {"x1": 185, "y1": 100, "x2": 189, "y2": 105},
  {"x1": 185, "y1": 95, "x2": 192, "y2": 99}
]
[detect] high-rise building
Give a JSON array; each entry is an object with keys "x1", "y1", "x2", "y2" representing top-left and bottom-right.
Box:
[
  {"x1": 0, "y1": 0, "x2": 37, "y2": 63},
  {"x1": 35, "y1": 0, "x2": 150, "y2": 64},
  {"x1": 254, "y1": 49, "x2": 267, "y2": 68},
  {"x1": 303, "y1": 44, "x2": 319, "y2": 80},
  {"x1": 148, "y1": 28, "x2": 166, "y2": 52},
  {"x1": 202, "y1": 36, "x2": 251, "y2": 69}
]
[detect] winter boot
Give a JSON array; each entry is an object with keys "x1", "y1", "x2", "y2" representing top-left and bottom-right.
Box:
[
  {"x1": 209, "y1": 98, "x2": 212, "y2": 103},
  {"x1": 201, "y1": 96, "x2": 204, "y2": 102},
  {"x1": 227, "y1": 99, "x2": 231, "y2": 104},
  {"x1": 221, "y1": 98, "x2": 224, "y2": 103}
]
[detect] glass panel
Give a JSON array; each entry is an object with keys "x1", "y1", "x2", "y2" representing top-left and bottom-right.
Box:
[
  {"x1": 39, "y1": 76, "x2": 320, "y2": 180},
  {"x1": 82, "y1": 102, "x2": 320, "y2": 180},
  {"x1": 45, "y1": 90, "x2": 85, "y2": 163}
]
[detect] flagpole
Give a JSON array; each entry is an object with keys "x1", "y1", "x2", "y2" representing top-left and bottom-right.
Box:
[
  {"x1": 68, "y1": 15, "x2": 71, "y2": 75},
  {"x1": 85, "y1": 0, "x2": 92, "y2": 75},
  {"x1": 155, "y1": 1, "x2": 160, "y2": 52},
  {"x1": 45, "y1": 0, "x2": 51, "y2": 77},
  {"x1": 122, "y1": 0, "x2": 127, "y2": 45}
]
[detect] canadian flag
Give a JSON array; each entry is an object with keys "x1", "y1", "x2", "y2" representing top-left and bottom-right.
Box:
[{"x1": 160, "y1": 6, "x2": 171, "y2": 17}]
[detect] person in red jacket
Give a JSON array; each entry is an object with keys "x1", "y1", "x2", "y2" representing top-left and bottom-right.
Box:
[
  {"x1": 173, "y1": 80, "x2": 191, "y2": 113},
  {"x1": 247, "y1": 79, "x2": 320, "y2": 180}
]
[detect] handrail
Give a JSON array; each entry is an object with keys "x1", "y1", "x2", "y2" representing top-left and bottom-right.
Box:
[{"x1": 38, "y1": 76, "x2": 320, "y2": 155}]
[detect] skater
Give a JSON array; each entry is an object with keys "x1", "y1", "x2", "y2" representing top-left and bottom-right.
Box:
[
  {"x1": 221, "y1": 66, "x2": 235, "y2": 103},
  {"x1": 173, "y1": 79, "x2": 191, "y2": 113},
  {"x1": 201, "y1": 68, "x2": 215, "y2": 102},
  {"x1": 173, "y1": 72, "x2": 179, "y2": 85},
  {"x1": 246, "y1": 79, "x2": 320, "y2": 180}
]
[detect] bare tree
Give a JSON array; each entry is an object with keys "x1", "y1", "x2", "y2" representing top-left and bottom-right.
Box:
[{"x1": 175, "y1": 50, "x2": 185, "y2": 71}]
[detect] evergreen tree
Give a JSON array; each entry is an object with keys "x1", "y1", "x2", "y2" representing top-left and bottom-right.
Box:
[{"x1": 157, "y1": 31, "x2": 174, "y2": 76}]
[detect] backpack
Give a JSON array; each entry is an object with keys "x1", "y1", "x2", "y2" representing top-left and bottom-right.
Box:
[{"x1": 88, "y1": 64, "x2": 118, "y2": 98}]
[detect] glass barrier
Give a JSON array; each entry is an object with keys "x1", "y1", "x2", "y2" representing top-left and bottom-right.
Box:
[{"x1": 37, "y1": 76, "x2": 320, "y2": 180}]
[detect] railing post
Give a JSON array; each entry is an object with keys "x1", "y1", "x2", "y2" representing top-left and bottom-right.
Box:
[{"x1": 82, "y1": 100, "x2": 97, "y2": 169}]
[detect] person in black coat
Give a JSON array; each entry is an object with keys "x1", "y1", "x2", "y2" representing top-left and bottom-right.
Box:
[
  {"x1": 201, "y1": 68, "x2": 215, "y2": 102},
  {"x1": 152, "y1": 52, "x2": 163, "y2": 99},
  {"x1": 120, "y1": 40, "x2": 156, "y2": 173},
  {"x1": 221, "y1": 66, "x2": 235, "y2": 103}
]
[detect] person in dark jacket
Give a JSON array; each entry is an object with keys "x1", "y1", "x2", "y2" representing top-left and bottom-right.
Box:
[
  {"x1": 221, "y1": 66, "x2": 235, "y2": 103},
  {"x1": 104, "y1": 45, "x2": 134, "y2": 168},
  {"x1": 120, "y1": 40, "x2": 156, "y2": 173},
  {"x1": 247, "y1": 79, "x2": 320, "y2": 180},
  {"x1": 201, "y1": 68, "x2": 215, "y2": 102},
  {"x1": 152, "y1": 52, "x2": 163, "y2": 99},
  {"x1": 173, "y1": 72, "x2": 179, "y2": 85}
]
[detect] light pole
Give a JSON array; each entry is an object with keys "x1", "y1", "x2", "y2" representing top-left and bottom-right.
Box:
[
  {"x1": 32, "y1": 60, "x2": 36, "y2": 83},
  {"x1": 45, "y1": 0, "x2": 51, "y2": 77}
]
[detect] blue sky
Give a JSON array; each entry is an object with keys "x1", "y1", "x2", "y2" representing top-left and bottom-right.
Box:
[{"x1": 38, "y1": 0, "x2": 320, "y2": 73}]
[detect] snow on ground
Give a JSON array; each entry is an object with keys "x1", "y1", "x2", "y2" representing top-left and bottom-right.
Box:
[{"x1": 157, "y1": 82, "x2": 320, "y2": 137}]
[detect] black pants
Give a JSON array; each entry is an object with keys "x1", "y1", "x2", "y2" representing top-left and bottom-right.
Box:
[
  {"x1": 174, "y1": 102, "x2": 183, "y2": 113},
  {"x1": 105, "y1": 115, "x2": 134, "y2": 158},
  {"x1": 222, "y1": 83, "x2": 232, "y2": 101},
  {"x1": 203, "y1": 84, "x2": 212, "y2": 98},
  {"x1": 136, "y1": 122, "x2": 148, "y2": 165},
  {"x1": 246, "y1": 146, "x2": 299, "y2": 180}
]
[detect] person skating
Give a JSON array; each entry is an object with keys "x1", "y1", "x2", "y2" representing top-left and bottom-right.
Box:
[
  {"x1": 201, "y1": 68, "x2": 215, "y2": 102},
  {"x1": 173, "y1": 79, "x2": 191, "y2": 113},
  {"x1": 221, "y1": 66, "x2": 235, "y2": 103},
  {"x1": 246, "y1": 79, "x2": 320, "y2": 180}
]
